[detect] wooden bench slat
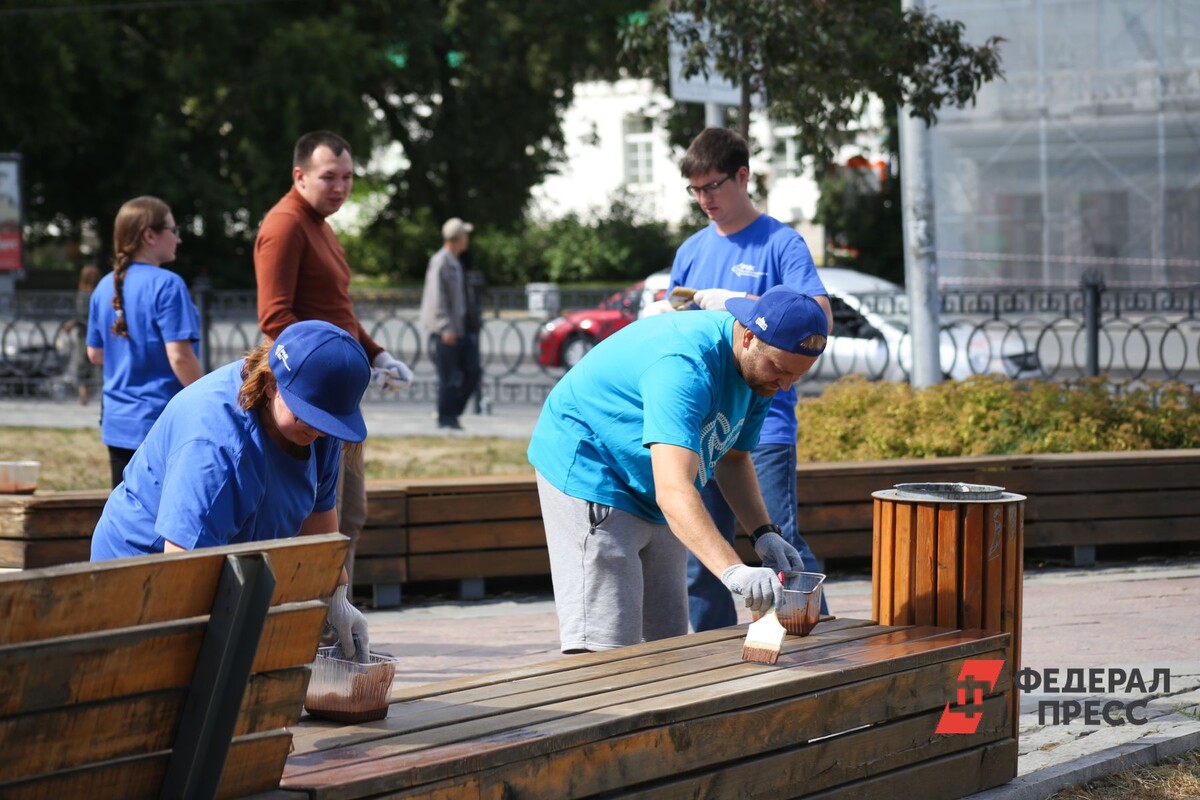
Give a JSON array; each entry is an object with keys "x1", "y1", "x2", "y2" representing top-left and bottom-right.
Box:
[
  {"x1": 0, "y1": 601, "x2": 326, "y2": 716},
  {"x1": 0, "y1": 538, "x2": 90, "y2": 570},
  {"x1": 406, "y1": 491, "x2": 541, "y2": 525},
  {"x1": 406, "y1": 549, "x2": 550, "y2": 581},
  {"x1": 1029, "y1": 488, "x2": 1200, "y2": 521},
  {"x1": 0, "y1": 728, "x2": 293, "y2": 800},
  {"x1": 0, "y1": 667, "x2": 307, "y2": 781},
  {"x1": 407, "y1": 519, "x2": 547, "y2": 553},
  {"x1": 0, "y1": 534, "x2": 346, "y2": 644}
]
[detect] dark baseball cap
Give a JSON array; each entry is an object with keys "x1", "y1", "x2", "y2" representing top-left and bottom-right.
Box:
[
  {"x1": 269, "y1": 320, "x2": 370, "y2": 442},
  {"x1": 725, "y1": 286, "x2": 828, "y2": 356}
]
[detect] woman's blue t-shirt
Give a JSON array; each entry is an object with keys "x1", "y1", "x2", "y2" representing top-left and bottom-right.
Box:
[{"x1": 90, "y1": 360, "x2": 341, "y2": 560}]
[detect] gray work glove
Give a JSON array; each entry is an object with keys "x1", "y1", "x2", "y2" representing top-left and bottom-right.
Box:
[
  {"x1": 327, "y1": 584, "x2": 370, "y2": 661},
  {"x1": 371, "y1": 350, "x2": 414, "y2": 392},
  {"x1": 692, "y1": 287, "x2": 747, "y2": 311},
  {"x1": 754, "y1": 531, "x2": 806, "y2": 573},
  {"x1": 720, "y1": 564, "x2": 784, "y2": 613}
]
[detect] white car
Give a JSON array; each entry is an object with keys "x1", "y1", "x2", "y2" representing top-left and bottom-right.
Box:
[{"x1": 641, "y1": 267, "x2": 1040, "y2": 383}]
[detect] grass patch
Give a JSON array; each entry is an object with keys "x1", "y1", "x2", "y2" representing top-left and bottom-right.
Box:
[
  {"x1": 1049, "y1": 749, "x2": 1200, "y2": 799},
  {"x1": 0, "y1": 427, "x2": 533, "y2": 492}
]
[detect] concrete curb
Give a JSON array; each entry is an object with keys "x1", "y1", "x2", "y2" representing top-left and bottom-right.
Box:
[{"x1": 966, "y1": 721, "x2": 1200, "y2": 800}]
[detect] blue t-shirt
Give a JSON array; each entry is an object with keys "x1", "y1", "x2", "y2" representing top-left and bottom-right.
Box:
[
  {"x1": 90, "y1": 360, "x2": 342, "y2": 560},
  {"x1": 527, "y1": 312, "x2": 771, "y2": 524},
  {"x1": 670, "y1": 215, "x2": 826, "y2": 445},
  {"x1": 88, "y1": 263, "x2": 201, "y2": 450}
]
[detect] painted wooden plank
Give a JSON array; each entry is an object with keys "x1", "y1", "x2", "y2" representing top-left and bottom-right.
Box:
[
  {"x1": 871, "y1": 498, "x2": 881, "y2": 620},
  {"x1": 1025, "y1": 516, "x2": 1200, "y2": 547},
  {"x1": 406, "y1": 519, "x2": 548, "y2": 553},
  {"x1": 405, "y1": 549, "x2": 550, "y2": 581},
  {"x1": 1028, "y1": 488, "x2": 1200, "y2": 521},
  {"x1": 0, "y1": 538, "x2": 89, "y2": 569},
  {"x1": 346, "y1": 660, "x2": 1011, "y2": 800},
  {"x1": 800, "y1": 738, "x2": 1018, "y2": 799},
  {"x1": 936, "y1": 504, "x2": 960, "y2": 629},
  {"x1": 892, "y1": 501, "x2": 914, "y2": 625},
  {"x1": 0, "y1": 533, "x2": 346, "y2": 644},
  {"x1": 565, "y1": 697, "x2": 1011, "y2": 800},
  {"x1": 914, "y1": 502, "x2": 937, "y2": 624},
  {"x1": 0, "y1": 601, "x2": 326, "y2": 716},
  {"x1": 0, "y1": 509, "x2": 102, "y2": 539},
  {"x1": 281, "y1": 631, "x2": 1007, "y2": 797},
  {"x1": 0, "y1": 667, "x2": 307, "y2": 781},
  {"x1": 876, "y1": 500, "x2": 894, "y2": 622},
  {"x1": 406, "y1": 491, "x2": 541, "y2": 525},
  {"x1": 0, "y1": 729, "x2": 293, "y2": 800},
  {"x1": 351, "y1": 556, "x2": 408, "y2": 585},
  {"x1": 984, "y1": 504, "x2": 1005, "y2": 632},
  {"x1": 961, "y1": 505, "x2": 984, "y2": 629},
  {"x1": 354, "y1": 528, "x2": 408, "y2": 557}
]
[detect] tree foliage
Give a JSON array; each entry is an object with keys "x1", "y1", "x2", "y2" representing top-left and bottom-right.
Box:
[
  {"x1": 0, "y1": 0, "x2": 642, "y2": 287},
  {"x1": 619, "y1": 0, "x2": 1004, "y2": 160}
]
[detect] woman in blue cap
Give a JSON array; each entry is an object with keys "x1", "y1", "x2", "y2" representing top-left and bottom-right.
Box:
[{"x1": 90, "y1": 319, "x2": 372, "y2": 657}]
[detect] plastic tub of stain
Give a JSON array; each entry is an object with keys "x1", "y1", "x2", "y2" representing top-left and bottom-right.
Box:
[
  {"x1": 304, "y1": 643, "x2": 397, "y2": 723},
  {"x1": 777, "y1": 571, "x2": 826, "y2": 636},
  {"x1": 0, "y1": 461, "x2": 39, "y2": 494}
]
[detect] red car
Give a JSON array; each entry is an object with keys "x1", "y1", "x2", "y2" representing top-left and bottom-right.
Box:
[{"x1": 534, "y1": 271, "x2": 670, "y2": 369}]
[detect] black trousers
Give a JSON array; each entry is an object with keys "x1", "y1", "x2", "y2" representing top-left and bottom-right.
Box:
[
  {"x1": 430, "y1": 332, "x2": 481, "y2": 425},
  {"x1": 108, "y1": 446, "x2": 136, "y2": 488}
]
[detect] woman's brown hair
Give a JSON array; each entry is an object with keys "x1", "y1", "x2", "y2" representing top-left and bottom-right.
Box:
[
  {"x1": 110, "y1": 196, "x2": 171, "y2": 337},
  {"x1": 238, "y1": 341, "x2": 276, "y2": 411}
]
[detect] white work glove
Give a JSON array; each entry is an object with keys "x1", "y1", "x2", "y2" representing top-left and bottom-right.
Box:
[
  {"x1": 639, "y1": 298, "x2": 676, "y2": 318},
  {"x1": 692, "y1": 288, "x2": 746, "y2": 311},
  {"x1": 371, "y1": 350, "x2": 413, "y2": 392},
  {"x1": 754, "y1": 531, "x2": 806, "y2": 573},
  {"x1": 327, "y1": 584, "x2": 371, "y2": 662},
  {"x1": 720, "y1": 564, "x2": 784, "y2": 613}
]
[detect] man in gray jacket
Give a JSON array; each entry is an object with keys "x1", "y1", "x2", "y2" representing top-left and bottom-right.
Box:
[{"x1": 420, "y1": 217, "x2": 480, "y2": 430}]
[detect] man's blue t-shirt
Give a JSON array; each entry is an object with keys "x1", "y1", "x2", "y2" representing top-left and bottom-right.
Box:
[
  {"x1": 88, "y1": 263, "x2": 201, "y2": 450},
  {"x1": 527, "y1": 312, "x2": 771, "y2": 524},
  {"x1": 90, "y1": 360, "x2": 341, "y2": 560},
  {"x1": 670, "y1": 215, "x2": 826, "y2": 445}
]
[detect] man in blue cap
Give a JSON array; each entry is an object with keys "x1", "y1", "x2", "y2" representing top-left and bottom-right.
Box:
[
  {"x1": 528, "y1": 287, "x2": 827, "y2": 652},
  {"x1": 91, "y1": 319, "x2": 373, "y2": 658}
]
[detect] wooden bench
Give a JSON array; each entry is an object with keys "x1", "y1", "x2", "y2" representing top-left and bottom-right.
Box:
[
  {"x1": 276, "y1": 619, "x2": 1016, "y2": 799},
  {"x1": 0, "y1": 533, "x2": 347, "y2": 798},
  {"x1": 5, "y1": 450, "x2": 1200, "y2": 599}
]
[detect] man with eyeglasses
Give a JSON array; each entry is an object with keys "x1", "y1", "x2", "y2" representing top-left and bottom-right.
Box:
[{"x1": 669, "y1": 127, "x2": 834, "y2": 633}]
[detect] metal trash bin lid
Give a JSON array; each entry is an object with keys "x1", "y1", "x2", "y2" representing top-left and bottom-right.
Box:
[{"x1": 890, "y1": 482, "x2": 1006, "y2": 501}]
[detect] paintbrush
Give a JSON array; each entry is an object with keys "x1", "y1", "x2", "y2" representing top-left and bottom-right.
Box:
[{"x1": 741, "y1": 607, "x2": 787, "y2": 665}]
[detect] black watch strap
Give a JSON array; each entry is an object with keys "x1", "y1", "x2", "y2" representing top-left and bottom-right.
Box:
[{"x1": 749, "y1": 523, "x2": 782, "y2": 545}]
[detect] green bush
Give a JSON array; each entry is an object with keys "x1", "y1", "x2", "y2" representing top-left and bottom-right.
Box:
[{"x1": 794, "y1": 375, "x2": 1200, "y2": 462}]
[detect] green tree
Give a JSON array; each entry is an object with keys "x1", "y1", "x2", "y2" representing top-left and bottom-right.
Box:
[
  {"x1": 0, "y1": 0, "x2": 643, "y2": 287},
  {"x1": 620, "y1": 0, "x2": 1003, "y2": 159}
]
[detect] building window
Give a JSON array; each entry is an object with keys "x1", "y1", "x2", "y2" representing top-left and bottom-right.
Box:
[
  {"x1": 772, "y1": 134, "x2": 803, "y2": 178},
  {"x1": 623, "y1": 117, "x2": 654, "y2": 186}
]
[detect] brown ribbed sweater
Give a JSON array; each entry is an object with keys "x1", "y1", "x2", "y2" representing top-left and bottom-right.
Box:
[{"x1": 253, "y1": 186, "x2": 382, "y2": 360}]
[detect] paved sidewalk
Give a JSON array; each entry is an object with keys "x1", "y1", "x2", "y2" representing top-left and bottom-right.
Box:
[{"x1": 362, "y1": 559, "x2": 1200, "y2": 799}]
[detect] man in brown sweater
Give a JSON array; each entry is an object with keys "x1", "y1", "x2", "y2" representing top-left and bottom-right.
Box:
[{"x1": 254, "y1": 130, "x2": 413, "y2": 588}]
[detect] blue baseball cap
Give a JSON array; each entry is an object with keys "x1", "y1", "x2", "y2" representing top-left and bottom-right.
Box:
[
  {"x1": 269, "y1": 320, "x2": 370, "y2": 442},
  {"x1": 725, "y1": 287, "x2": 828, "y2": 356}
]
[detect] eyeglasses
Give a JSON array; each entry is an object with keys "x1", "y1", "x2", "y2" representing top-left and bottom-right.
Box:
[
  {"x1": 154, "y1": 224, "x2": 181, "y2": 236},
  {"x1": 685, "y1": 174, "x2": 733, "y2": 199}
]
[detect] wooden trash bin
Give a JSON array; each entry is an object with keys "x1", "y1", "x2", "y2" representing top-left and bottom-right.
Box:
[{"x1": 872, "y1": 482, "x2": 1025, "y2": 737}]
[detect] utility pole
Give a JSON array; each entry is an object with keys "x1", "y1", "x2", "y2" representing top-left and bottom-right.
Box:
[{"x1": 898, "y1": 0, "x2": 942, "y2": 388}]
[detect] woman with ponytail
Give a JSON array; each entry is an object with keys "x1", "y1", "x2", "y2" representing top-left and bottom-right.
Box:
[{"x1": 87, "y1": 196, "x2": 203, "y2": 487}]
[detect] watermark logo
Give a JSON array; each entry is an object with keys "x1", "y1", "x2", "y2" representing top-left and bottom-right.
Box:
[
  {"x1": 1016, "y1": 667, "x2": 1169, "y2": 726},
  {"x1": 937, "y1": 659, "x2": 1005, "y2": 734}
]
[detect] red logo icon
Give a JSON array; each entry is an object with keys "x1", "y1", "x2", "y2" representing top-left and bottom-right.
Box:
[{"x1": 936, "y1": 659, "x2": 1005, "y2": 734}]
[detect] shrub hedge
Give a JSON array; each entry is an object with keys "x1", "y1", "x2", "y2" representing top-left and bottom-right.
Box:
[{"x1": 794, "y1": 375, "x2": 1200, "y2": 462}]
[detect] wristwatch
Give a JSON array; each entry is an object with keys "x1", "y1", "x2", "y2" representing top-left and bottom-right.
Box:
[{"x1": 749, "y1": 523, "x2": 782, "y2": 545}]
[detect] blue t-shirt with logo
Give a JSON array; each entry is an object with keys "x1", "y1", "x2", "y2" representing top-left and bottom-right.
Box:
[
  {"x1": 88, "y1": 262, "x2": 201, "y2": 450},
  {"x1": 669, "y1": 215, "x2": 826, "y2": 445},
  {"x1": 527, "y1": 312, "x2": 771, "y2": 524},
  {"x1": 90, "y1": 360, "x2": 341, "y2": 560}
]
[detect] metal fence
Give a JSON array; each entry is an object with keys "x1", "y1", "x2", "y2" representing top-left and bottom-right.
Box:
[{"x1": 3, "y1": 276, "x2": 1199, "y2": 403}]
